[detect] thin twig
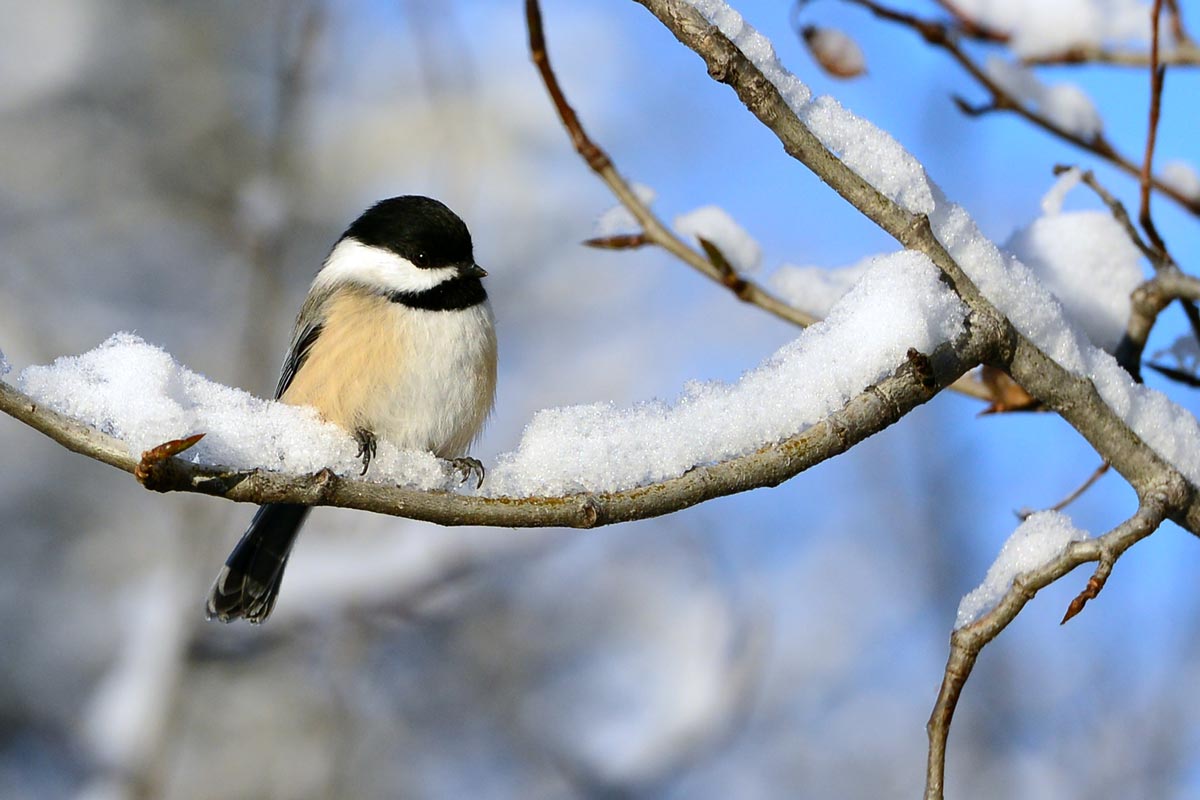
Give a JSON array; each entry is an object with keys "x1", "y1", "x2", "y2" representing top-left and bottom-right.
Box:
[
  {"x1": 533, "y1": 0, "x2": 994, "y2": 401},
  {"x1": 1107, "y1": 25, "x2": 1200, "y2": 375},
  {"x1": 1017, "y1": 461, "x2": 1110, "y2": 520},
  {"x1": 1145, "y1": 361, "x2": 1200, "y2": 387},
  {"x1": 930, "y1": 0, "x2": 1009, "y2": 42},
  {"x1": 925, "y1": 0, "x2": 1200, "y2": 64},
  {"x1": 1022, "y1": 43, "x2": 1200, "y2": 67},
  {"x1": 583, "y1": 233, "x2": 651, "y2": 249},
  {"x1": 926, "y1": 482, "x2": 1182, "y2": 799},
  {"x1": 1049, "y1": 461, "x2": 1110, "y2": 512},
  {"x1": 1139, "y1": 0, "x2": 1169, "y2": 256},
  {"x1": 1062, "y1": 165, "x2": 1200, "y2": 379},
  {"x1": 1062, "y1": 164, "x2": 1159, "y2": 379},
  {"x1": 1057, "y1": 165, "x2": 1162, "y2": 266},
  {"x1": 525, "y1": 0, "x2": 818, "y2": 329},
  {"x1": 1165, "y1": 0, "x2": 1195, "y2": 47}
]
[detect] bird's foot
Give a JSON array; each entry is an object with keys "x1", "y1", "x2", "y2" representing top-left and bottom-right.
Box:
[
  {"x1": 450, "y1": 457, "x2": 485, "y2": 489},
  {"x1": 354, "y1": 428, "x2": 377, "y2": 475}
]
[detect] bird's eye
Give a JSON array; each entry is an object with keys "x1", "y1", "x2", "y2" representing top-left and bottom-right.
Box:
[{"x1": 413, "y1": 252, "x2": 428, "y2": 267}]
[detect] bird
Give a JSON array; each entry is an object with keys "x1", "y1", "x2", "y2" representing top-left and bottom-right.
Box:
[{"x1": 205, "y1": 195, "x2": 497, "y2": 624}]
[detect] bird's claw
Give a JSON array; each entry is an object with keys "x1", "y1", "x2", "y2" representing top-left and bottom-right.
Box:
[
  {"x1": 354, "y1": 428, "x2": 377, "y2": 476},
  {"x1": 450, "y1": 457, "x2": 485, "y2": 489}
]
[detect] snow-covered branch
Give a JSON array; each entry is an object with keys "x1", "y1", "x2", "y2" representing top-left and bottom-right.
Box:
[
  {"x1": 925, "y1": 477, "x2": 1183, "y2": 800},
  {"x1": 633, "y1": 0, "x2": 1200, "y2": 535},
  {"x1": 0, "y1": 326, "x2": 987, "y2": 527}
]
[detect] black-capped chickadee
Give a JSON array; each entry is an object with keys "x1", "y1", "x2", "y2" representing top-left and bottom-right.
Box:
[{"x1": 206, "y1": 195, "x2": 497, "y2": 624}]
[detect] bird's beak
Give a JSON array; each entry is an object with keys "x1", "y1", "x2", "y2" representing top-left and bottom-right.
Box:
[{"x1": 459, "y1": 263, "x2": 488, "y2": 279}]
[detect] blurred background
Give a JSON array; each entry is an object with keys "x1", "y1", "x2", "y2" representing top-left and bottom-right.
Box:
[{"x1": 2, "y1": 1, "x2": 1199, "y2": 798}]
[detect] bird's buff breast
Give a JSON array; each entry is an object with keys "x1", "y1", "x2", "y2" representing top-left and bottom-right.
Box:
[{"x1": 280, "y1": 292, "x2": 496, "y2": 458}]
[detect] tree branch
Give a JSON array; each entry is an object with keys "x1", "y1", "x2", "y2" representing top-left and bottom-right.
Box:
[
  {"x1": 620, "y1": 6, "x2": 1198, "y2": 792},
  {"x1": 530, "y1": 0, "x2": 995, "y2": 402},
  {"x1": 924, "y1": 477, "x2": 1183, "y2": 799},
  {"x1": 631, "y1": 0, "x2": 1200, "y2": 536},
  {"x1": 1024, "y1": 0, "x2": 1199, "y2": 68},
  {"x1": 0, "y1": 377, "x2": 137, "y2": 472},
  {"x1": 1021, "y1": 43, "x2": 1200, "y2": 67},
  {"x1": 1139, "y1": 0, "x2": 1170, "y2": 256},
  {"x1": 0, "y1": 332, "x2": 988, "y2": 527},
  {"x1": 525, "y1": 0, "x2": 818, "y2": 329},
  {"x1": 1062, "y1": 165, "x2": 1200, "y2": 379},
  {"x1": 929, "y1": 0, "x2": 1009, "y2": 43},
  {"x1": 1059, "y1": 165, "x2": 1163, "y2": 265},
  {"x1": 1016, "y1": 460, "x2": 1110, "y2": 520},
  {"x1": 1122, "y1": 271, "x2": 1200, "y2": 376}
]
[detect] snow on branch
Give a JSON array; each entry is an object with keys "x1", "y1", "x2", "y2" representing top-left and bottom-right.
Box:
[
  {"x1": 0, "y1": 244, "x2": 990, "y2": 522},
  {"x1": 925, "y1": 477, "x2": 1184, "y2": 799},
  {"x1": 634, "y1": 0, "x2": 1200, "y2": 530},
  {"x1": 0, "y1": 318, "x2": 985, "y2": 528}
]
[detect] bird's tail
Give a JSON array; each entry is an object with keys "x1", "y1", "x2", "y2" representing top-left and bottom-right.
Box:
[{"x1": 205, "y1": 503, "x2": 310, "y2": 624}]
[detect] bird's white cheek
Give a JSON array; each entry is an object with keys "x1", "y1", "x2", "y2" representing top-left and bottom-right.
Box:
[{"x1": 314, "y1": 239, "x2": 456, "y2": 294}]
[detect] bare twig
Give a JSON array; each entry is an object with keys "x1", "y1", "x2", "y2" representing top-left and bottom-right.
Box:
[
  {"x1": 1021, "y1": 0, "x2": 1195, "y2": 64},
  {"x1": 1022, "y1": 43, "x2": 1200, "y2": 67},
  {"x1": 1016, "y1": 461, "x2": 1110, "y2": 520},
  {"x1": 1165, "y1": 0, "x2": 1195, "y2": 47},
  {"x1": 1060, "y1": 165, "x2": 1200, "y2": 379},
  {"x1": 583, "y1": 233, "x2": 651, "y2": 249},
  {"x1": 927, "y1": 0, "x2": 1200, "y2": 66},
  {"x1": 1145, "y1": 361, "x2": 1200, "y2": 387},
  {"x1": 930, "y1": 0, "x2": 1009, "y2": 42},
  {"x1": 1057, "y1": 165, "x2": 1162, "y2": 266},
  {"x1": 525, "y1": 0, "x2": 818, "y2": 329},
  {"x1": 533, "y1": 0, "x2": 994, "y2": 401},
  {"x1": 926, "y1": 480, "x2": 1183, "y2": 799},
  {"x1": 1060, "y1": 556, "x2": 1113, "y2": 624},
  {"x1": 1050, "y1": 461, "x2": 1110, "y2": 513},
  {"x1": 1139, "y1": 0, "x2": 1170, "y2": 256}
]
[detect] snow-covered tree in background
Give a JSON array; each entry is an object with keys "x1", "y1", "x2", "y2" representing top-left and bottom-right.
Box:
[{"x1": 2, "y1": 1, "x2": 1199, "y2": 798}]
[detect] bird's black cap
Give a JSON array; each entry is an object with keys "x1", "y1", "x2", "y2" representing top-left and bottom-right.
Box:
[{"x1": 342, "y1": 195, "x2": 475, "y2": 270}]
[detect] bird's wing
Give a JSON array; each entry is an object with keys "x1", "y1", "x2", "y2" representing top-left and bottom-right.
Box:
[{"x1": 274, "y1": 285, "x2": 335, "y2": 400}]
